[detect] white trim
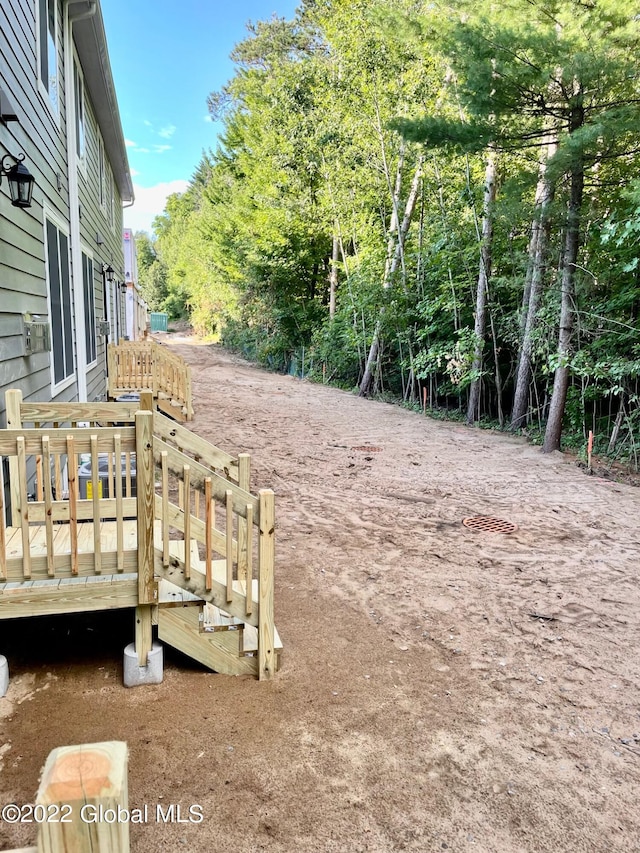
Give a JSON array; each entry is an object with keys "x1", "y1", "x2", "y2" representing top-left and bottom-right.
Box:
[
  {"x1": 63, "y1": 6, "x2": 88, "y2": 401},
  {"x1": 81, "y1": 244, "x2": 98, "y2": 369},
  {"x1": 35, "y1": 0, "x2": 61, "y2": 127},
  {"x1": 72, "y1": 48, "x2": 87, "y2": 178},
  {"x1": 42, "y1": 207, "x2": 77, "y2": 396}
]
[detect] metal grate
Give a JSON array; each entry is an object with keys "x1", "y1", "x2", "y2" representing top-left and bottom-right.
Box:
[
  {"x1": 351, "y1": 446, "x2": 383, "y2": 453},
  {"x1": 462, "y1": 515, "x2": 517, "y2": 534}
]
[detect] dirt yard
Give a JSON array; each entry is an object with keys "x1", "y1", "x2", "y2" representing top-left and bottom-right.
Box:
[{"x1": 1, "y1": 335, "x2": 639, "y2": 853}]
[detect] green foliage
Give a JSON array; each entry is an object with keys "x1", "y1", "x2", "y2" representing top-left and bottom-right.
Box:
[{"x1": 148, "y1": 0, "x2": 640, "y2": 469}]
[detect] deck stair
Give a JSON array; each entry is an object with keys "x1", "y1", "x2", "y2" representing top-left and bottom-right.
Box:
[
  {"x1": 155, "y1": 538, "x2": 282, "y2": 676},
  {"x1": 0, "y1": 390, "x2": 279, "y2": 682}
]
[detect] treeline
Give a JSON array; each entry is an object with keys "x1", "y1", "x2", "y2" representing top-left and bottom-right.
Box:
[{"x1": 137, "y1": 0, "x2": 640, "y2": 464}]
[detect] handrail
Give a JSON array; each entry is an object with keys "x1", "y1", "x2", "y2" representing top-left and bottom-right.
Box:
[
  {"x1": 107, "y1": 340, "x2": 194, "y2": 420},
  {"x1": 0, "y1": 390, "x2": 275, "y2": 679}
]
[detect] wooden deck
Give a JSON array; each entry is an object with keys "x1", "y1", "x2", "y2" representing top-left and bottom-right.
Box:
[{"x1": 0, "y1": 393, "x2": 279, "y2": 679}]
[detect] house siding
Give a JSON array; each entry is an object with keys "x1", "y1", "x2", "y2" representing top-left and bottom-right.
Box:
[
  {"x1": 0, "y1": 0, "x2": 75, "y2": 425},
  {"x1": 77, "y1": 76, "x2": 125, "y2": 403},
  {"x1": 0, "y1": 0, "x2": 130, "y2": 423}
]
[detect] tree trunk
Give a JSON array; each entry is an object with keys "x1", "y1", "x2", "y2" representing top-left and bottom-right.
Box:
[
  {"x1": 543, "y1": 104, "x2": 585, "y2": 453},
  {"x1": 467, "y1": 149, "x2": 497, "y2": 424},
  {"x1": 511, "y1": 137, "x2": 557, "y2": 429},
  {"x1": 329, "y1": 233, "x2": 339, "y2": 319},
  {"x1": 359, "y1": 156, "x2": 423, "y2": 397}
]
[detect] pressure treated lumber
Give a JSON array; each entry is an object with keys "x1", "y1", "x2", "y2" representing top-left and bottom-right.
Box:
[
  {"x1": 153, "y1": 413, "x2": 238, "y2": 479},
  {"x1": 0, "y1": 576, "x2": 138, "y2": 619},
  {"x1": 258, "y1": 489, "x2": 276, "y2": 681},
  {"x1": 158, "y1": 605, "x2": 257, "y2": 677},
  {"x1": 0, "y1": 396, "x2": 279, "y2": 681},
  {"x1": 135, "y1": 411, "x2": 155, "y2": 606},
  {"x1": 36, "y1": 741, "x2": 129, "y2": 853}
]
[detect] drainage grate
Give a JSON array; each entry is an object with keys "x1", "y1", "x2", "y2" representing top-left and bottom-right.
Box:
[
  {"x1": 351, "y1": 446, "x2": 383, "y2": 453},
  {"x1": 462, "y1": 515, "x2": 517, "y2": 534}
]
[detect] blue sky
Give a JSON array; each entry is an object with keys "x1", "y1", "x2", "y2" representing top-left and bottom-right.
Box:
[{"x1": 101, "y1": 0, "x2": 300, "y2": 233}]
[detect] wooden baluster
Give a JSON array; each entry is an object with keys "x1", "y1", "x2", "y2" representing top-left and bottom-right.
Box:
[
  {"x1": 35, "y1": 421, "x2": 43, "y2": 501},
  {"x1": 42, "y1": 436, "x2": 55, "y2": 577},
  {"x1": 107, "y1": 450, "x2": 114, "y2": 503},
  {"x1": 53, "y1": 422, "x2": 62, "y2": 499},
  {"x1": 258, "y1": 489, "x2": 275, "y2": 680},
  {"x1": 16, "y1": 436, "x2": 30, "y2": 579},
  {"x1": 125, "y1": 451, "x2": 132, "y2": 498},
  {"x1": 67, "y1": 436, "x2": 78, "y2": 575},
  {"x1": 115, "y1": 434, "x2": 124, "y2": 573},
  {"x1": 225, "y1": 489, "x2": 233, "y2": 603},
  {"x1": 237, "y1": 453, "x2": 250, "y2": 584},
  {"x1": 161, "y1": 451, "x2": 169, "y2": 567},
  {"x1": 91, "y1": 435, "x2": 101, "y2": 574},
  {"x1": 205, "y1": 477, "x2": 212, "y2": 591},
  {"x1": 245, "y1": 503, "x2": 253, "y2": 617},
  {"x1": 183, "y1": 465, "x2": 191, "y2": 581},
  {"x1": 194, "y1": 456, "x2": 200, "y2": 518}
]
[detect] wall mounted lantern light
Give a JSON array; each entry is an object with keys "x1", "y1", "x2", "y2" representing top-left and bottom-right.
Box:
[
  {"x1": 0, "y1": 153, "x2": 35, "y2": 208},
  {"x1": 103, "y1": 263, "x2": 116, "y2": 284}
]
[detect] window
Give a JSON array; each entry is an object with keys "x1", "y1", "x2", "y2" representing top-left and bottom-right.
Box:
[
  {"x1": 45, "y1": 218, "x2": 74, "y2": 387},
  {"x1": 82, "y1": 252, "x2": 96, "y2": 365},
  {"x1": 37, "y1": 0, "x2": 59, "y2": 117},
  {"x1": 73, "y1": 58, "x2": 86, "y2": 166}
]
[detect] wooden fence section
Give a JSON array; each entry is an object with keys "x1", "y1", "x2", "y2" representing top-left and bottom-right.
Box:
[
  {"x1": 0, "y1": 391, "x2": 277, "y2": 680},
  {"x1": 107, "y1": 339, "x2": 193, "y2": 421}
]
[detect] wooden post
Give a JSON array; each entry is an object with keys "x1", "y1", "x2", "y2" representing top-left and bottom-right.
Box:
[
  {"x1": 135, "y1": 411, "x2": 155, "y2": 666},
  {"x1": 5, "y1": 389, "x2": 22, "y2": 526},
  {"x1": 36, "y1": 741, "x2": 130, "y2": 853},
  {"x1": 139, "y1": 390, "x2": 153, "y2": 412},
  {"x1": 135, "y1": 605, "x2": 152, "y2": 669},
  {"x1": 258, "y1": 489, "x2": 275, "y2": 681}
]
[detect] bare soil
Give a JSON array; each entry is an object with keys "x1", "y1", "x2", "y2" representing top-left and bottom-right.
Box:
[{"x1": 1, "y1": 336, "x2": 639, "y2": 853}]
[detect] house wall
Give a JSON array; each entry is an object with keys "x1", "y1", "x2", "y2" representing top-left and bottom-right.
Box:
[
  {"x1": 0, "y1": 0, "x2": 74, "y2": 424},
  {"x1": 75, "y1": 55, "x2": 124, "y2": 402},
  {"x1": 0, "y1": 0, "x2": 129, "y2": 424}
]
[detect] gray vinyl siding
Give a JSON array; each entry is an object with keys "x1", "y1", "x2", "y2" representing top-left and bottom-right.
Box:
[
  {"x1": 77, "y1": 72, "x2": 125, "y2": 403},
  {"x1": 0, "y1": 0, "x2": 75, "y2": 427},
  {"x1": 1, "y1": 0, "x2": 129, "y2": 422}
]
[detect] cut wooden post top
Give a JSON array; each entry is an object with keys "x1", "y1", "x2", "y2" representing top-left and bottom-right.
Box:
[{"x1": 37, "y1": 741, "x2": 128, "y2": 804}]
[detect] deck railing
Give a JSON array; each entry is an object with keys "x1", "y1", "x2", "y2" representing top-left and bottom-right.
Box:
[
  {"x1": 0, "y1": 391, "x2": 275, "y2": 679},
  {"x1": 107, "y1": 339, "x2": 193, "y2": 420}
]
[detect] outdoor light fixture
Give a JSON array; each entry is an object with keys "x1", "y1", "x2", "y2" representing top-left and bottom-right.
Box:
[
  {"x1": 103, "y1": 263, "x2": 116, "y2": 284},
  {"x1": 0, "y1": 153, "x2": 35, "y2": 209}
]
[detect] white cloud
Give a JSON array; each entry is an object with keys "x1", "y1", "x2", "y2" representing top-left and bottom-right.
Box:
[
  {"x1": 143, "y1": 119, "x2": 153, "y2": 128},
  {"x1": 158, "y1": 125, "x2": 177, "y2": 139},
  {"x1": 125, "y1": 138, "x2": 137, "y2": 148},
  {"x1": 203, "y1": 115, "x2": 213, "y2": 123},
  {"x1": 153, "y1": 144, "x2": 172, "y2": 154},
  {"x1": 123, "y1": 180, "x2": 190, "y2": 235}
]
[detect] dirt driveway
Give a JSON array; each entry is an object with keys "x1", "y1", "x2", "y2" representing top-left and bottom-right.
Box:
[{"x1": 1, "y1": 337, "x2": 639, "y2": 853}]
